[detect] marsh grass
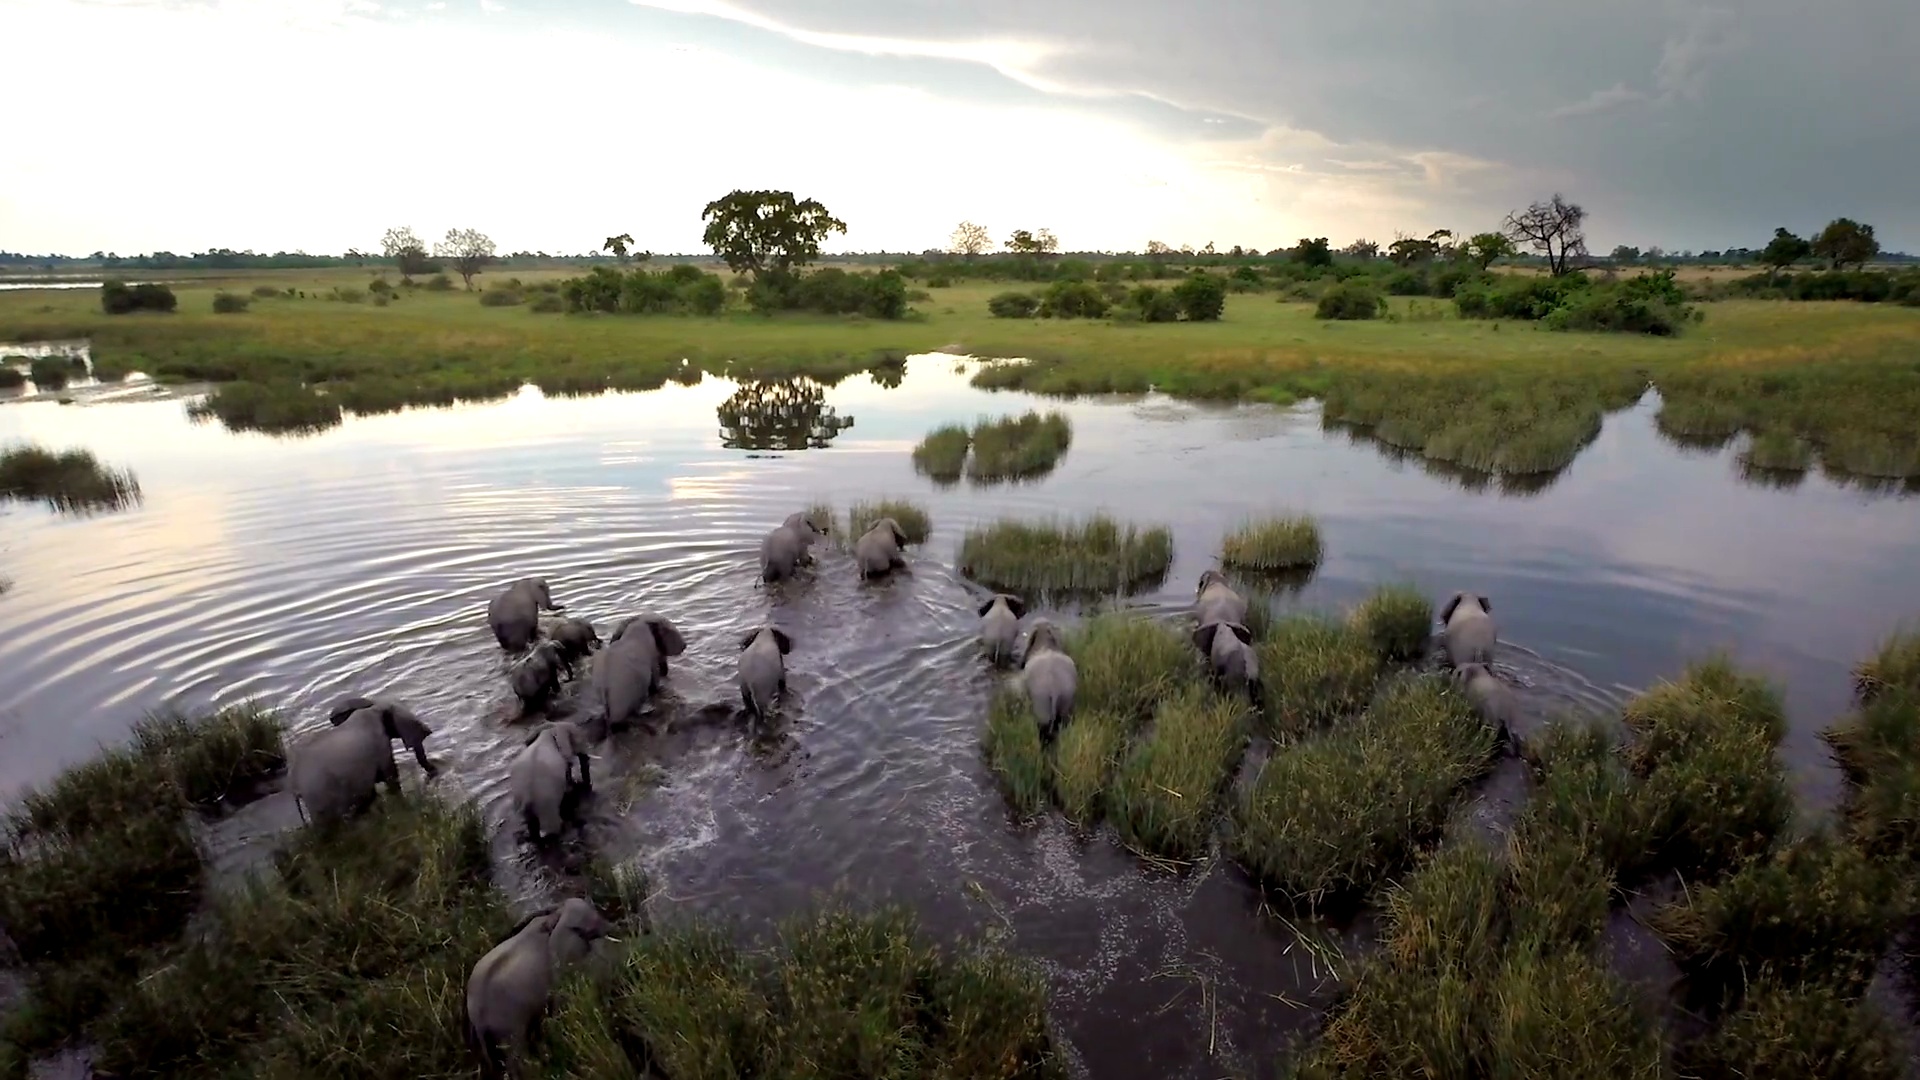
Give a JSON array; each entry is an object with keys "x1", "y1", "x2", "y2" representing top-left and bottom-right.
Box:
[
  {"x1": 26, "y1": 357, "x2": 71, "y2": 391},
  {"x1": 1049, "y1": 708, "x2": 1127, "y2": 827},
  {"x1": 982, "y1": 687, "x2": 1049, "y2": 818},
  {"x1": 1348, "y1": 584, "x2": 1432, "y2": 662},
  {"x1": 1850, "y1": 627, "x2": 1920, "y2": 704},
  {"x1": 1066, "y1": 612, "x2": 1198, "y2": 722},
  {"x1": 130, "y1": 702, "x2": 288, "y2": 809},
  {"x1": 1219, "y1": 515, "x2": 1322, "y2": 572},
  {"x1": 844, "y1": 498, "x2": 931, "y2": 545},
  {"x1": 1677, "y1": 976, "x2": 1907, "y2": 1080},
  {"x1": 1232, "y1": 676, "x2": 1497, "y2": 909},
  {"x1": 1254, "y1": 614, "x2": 1380, "y2": 739},
  {"x1": 0, "y1": 443, "x2": 141, "y2": 513},
  {"x1": 910, "y1": 424, "x2": 970, "y2": 483},
  {"x1": 1107, "y1": 686, "x2": 1248, "y2": 860},
  {"x1": 1506, "y1": 720, "x2": 1644, "y2": 931},
  {"x1": 958, "y1": 515, "x2": 1173, "y2": 599},
  {"x1": 966, "y1": 410, "x2": 1072, "y2": 482},
  {"x1": 1739, "y1": 429, "x2": 1813, "y2": 473},
  {"x1": 187, "y1": 380, "x2": 343, "y2": 435},
  {"x1": 1822, "y1": 689, "x2": 1919, "y2": 785}
]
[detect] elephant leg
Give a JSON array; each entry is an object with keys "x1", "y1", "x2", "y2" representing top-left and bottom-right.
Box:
[
  {"x1": 522, "y1": 803, "x2": 543, "y2": 843},
  {"x1": 575, "y1": 754, "x2": 592, "y2": 791},
  {"x1": 741, "y1": 685, "x2": 755, "y2": 718}
]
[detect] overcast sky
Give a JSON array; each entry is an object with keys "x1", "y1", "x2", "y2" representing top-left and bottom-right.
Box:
[{"x1": 3, "y1": 0, "x2": 1914, "y2": 256}]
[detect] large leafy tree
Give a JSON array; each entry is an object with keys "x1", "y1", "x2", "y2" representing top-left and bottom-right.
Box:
[
  {"x1": 1811, "y1": 218, "x2": 1878, "y2": 270},
  {"x1": 1503, "y1": 194, "x2": 1587, "y2": 276},
  {"x1": 433, "y1": 227, "x2": 495, "y2": 289},
  {"x1": 1004, "y1": 228, "x2": 1059, "y2": 258},
  {"x1": 602, "y1": 233, "x2": 634, "y2": 263},
  {"x1": 1760, "y1": 228, "x2": 1811, "y2": 277},
  {"x1": 380, "y1": 226, "x2": 429, "y2": 280},
  {"x1": 700, "y1": 190, "x2": 847, "y2": 279},
  {"x1": 1292, "y1": 237, "x2": 1333, "y2": 267},
  {"x1": 1466, "y1": 232, "x2": 1516, "y2": 270}
]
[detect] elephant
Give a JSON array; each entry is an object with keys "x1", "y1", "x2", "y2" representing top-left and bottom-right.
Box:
[
  {"x1": 291, "y1": 699, "x2": 436, "y2": 825},
  {"x1": 510, "y1": 642, "x2": 568, "y2": 712},
  {"x1": 760, "y1": 510, "x2": 829, "y2": 583},
  {"x1": 1453, "y1": 662, "x2": 1520, "y2": 746},
  {"x1": 1194, "y1": 570, "x2": 1249, "y2": 628},
  {"x1": 547, "y1": 617, "x2": 601, "y2": 664},
  {"x1": 853, "y1": 517, "x2": 909, "y2": 578},
  {"x1": 1021, "y1": 619, "x2": 1078, "y2": 741},
  {"x1": 584, "y1": 613, "x2": 687, "y2": 739},
  {"x1": 737, "y1": 625, "x2": 793, "y2": 722},
  {"x1": 488, "y1": 577, "x2": 565, "y2": 652},
  {"x1": 978, "y1": 593, "x2": 1027, "y2": 666},
  {"x1": 465, "y1": 897, "x2": 616, "y2": 1079},
  {"x1": 1194, "y1": 620, "x2": 1260, "y2": 697},
  {"x1": 1440, "y1": 591, "x2": 1497, "y2": 667},
  {"x1": 510, "y1": 720, "x2": 592, "y2": 842}
]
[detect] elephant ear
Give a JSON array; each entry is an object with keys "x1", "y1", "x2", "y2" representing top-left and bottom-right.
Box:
[
  {"x1": 886, "y1": 520, "x2": 908, "y2": 547},
  {"x1": 388, "y1": 707, "x2": 433, "y2": 751},
  {"x1": 648, "y1": 618, "x2": 688, "y2": 657},
  {"x1": 1002, "y1": 594, "x2": 1028, "y2": 619},
  {"x1": 1476, "y1": 594, "x2": 1492, "y2": 614},
  {"x1": 1193, "y1": 622, "x2": 1220, "y2": 654},
  {"x1": 976, "y1": 597, "x2": 998, "y2": 618},
  {"x1": 327, "y1": 696, "x2": 375, "y2": 726},
  {"x1": 769, "y1": 627, "x2": 793, "y2": 655},
  {"x1": 1439, "y1": 591, "x2": 1466, "y2": 624},
  {"x1": 1227, "y1": 622, "x2": 1254, "y2": 646},
  {"x1": 608, "y1": 616, "x2": 640, "y2": 643}
]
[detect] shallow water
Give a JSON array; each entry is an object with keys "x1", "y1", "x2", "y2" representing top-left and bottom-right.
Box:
[{"x1": 3, "y1": 355, "x2": 1919, "y2": 1075}]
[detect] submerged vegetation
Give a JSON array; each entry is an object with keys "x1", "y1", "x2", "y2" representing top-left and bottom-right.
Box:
[
  {"x1": 910, "y1": 410, "x2": 1074, "y2": 486},
  {"x1": 187, "y1": 380, "x2": 344, "y2": 435},
  {"x1": 1219, "y1": 514, "x2": 1322, "y2": 572},
  {"x1": 958, "y1": 514, "x2": 1172, "y2": 599},
  {"x1": 0, "y1": 443, "x2": 142, "y2": 513}
]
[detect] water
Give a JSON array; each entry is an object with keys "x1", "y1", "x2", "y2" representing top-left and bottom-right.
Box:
[{"x1": 3, "y1": 355, "x2": 1918, "y2": 1076}]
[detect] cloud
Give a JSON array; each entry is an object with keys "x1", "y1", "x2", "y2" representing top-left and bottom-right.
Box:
[{"x1": 1550, "y1": 83, "x2": 1649, "y2": 119}]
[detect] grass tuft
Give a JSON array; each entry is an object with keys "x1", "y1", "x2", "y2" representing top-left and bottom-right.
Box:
[
  {"x1": 959, "y1": 515, "x2": 1173, "y2": 599},
  {"x1": 1220, "y1": 514, "x2": 1322, "y2": 572},
  {"x1": 910, "y1": 423, "x2": 970, "y2": 484},
  {"x1": 1255, "y1": 614, "x2": 1381, "y2": 739},
  {"x1": 187, "y1": 380, "x2": 343, "y2": 435},
  {"x1": 0, "y1": 443, "x2": 142, "y2": 513},
  {"x1": 1677, "y1": 976, "x2": 1906, "y2": 1080},
  {"x1": 1348, "y1": 584, "x2": 1432, "y2": 662},
  {"x1": 1066, "y1": 613, "x2": 1198, "y2": 722},
  {"x1": 982, "y1": 687, "x2": 1049, "y2": 818},
  {"x1": 844, "y1": 498, "x2": 931, "y2": 545},
  {"x1": 1107, "y1": 686, "x2": 1248, "y2": 860},
  {"x1": 1739, "y1": 429, "x2": 1813, "y2": 473},
  {"x1": 1850, "y1": 626, "x2": 1920, "y2": 705},
  {"x1": 967, "y1": 410, "x2": 1072, "y2": 482},
  {"x1": 1049, "y1": 709, "x2": 1127, "y2": 827}
]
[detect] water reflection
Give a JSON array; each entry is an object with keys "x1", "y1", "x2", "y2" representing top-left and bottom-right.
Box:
[
  {"x1": 1325, "y1": 421, "x2": 1568, "y2": 497},
  {"x1": 715, "y1": 377, "x2": 855, "y2": 451}
]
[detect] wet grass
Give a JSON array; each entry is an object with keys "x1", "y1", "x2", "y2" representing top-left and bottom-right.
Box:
[
  {"x1": 910, "y1": 423, "x2": 970, "y2": 483},
  {"x1": 1050, "y1": 709, "x2": 1128, "y2": 827},
  {"x1": 0, "y1": 443, "x2": 141, "y2": 513},
  {"x1": 1679, "y1": 976, "x2": 1907, "y2": 1080},
  {"x1": 1739, "y1": 429, "x2": 1813, "y2": 473},
  {"x1": 958, "y1": 515, "x2": 1173, "y2": 599},
  {"x1": 967, "y1": 410, "x2": 1072, "y2": 482},
  {"x1": 1219, "y1": 515, "x2": 1322, "y2": 572},
  {"x1": 1066, "y1": 613, "x2": 1199, "y2": 722},
  {"x1": 1254, "y1": 614, "x2": 1381, "y2": 739},
  {"x1": 1347, "y1": 584, "x2": 1433, "y2": 662},
  {"x1": 1107, "y1": 686, "x2": 1249, "y2": 861},
  {"x1": 844, "y1": 498, "x2": 932, "y2": 545},
  {"x1": 1850, "y1": 626, "x2": 1920, "y2": 704},
  {"x1": 1231, "y1": 675, "x2": 1498, "y2": 910},
  {"x1": 186, "y1": 380, "x2": 344, "y2": 435},
  {"x1": 982, "y1": 686, "x2": 1050, "y2": 819},
  {"x1": 1828, "y1": 628, "x2": 1920, "y2": 864}
]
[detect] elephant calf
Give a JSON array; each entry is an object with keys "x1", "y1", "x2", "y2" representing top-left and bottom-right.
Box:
[
  {"x1": 585, "y1": 613, "x2": 687, "y2": 740},
  {"x1": 1194, "y1": 569, "x2": 1249, "y2": 628},
  {"x1": 1440, "y1": 591, "x2": 1497, "y2": 667},
  {"x1": 488, "y1": 577, "x2": 565, "y2": 652},
  {"x1": 760, "y1": 511, "x2": 829, "y2": 583},
  {"x1": 1453, "y1": 662, "x2": 1520, "y2": 747},
  {"x1": 853, "y1": 517, "x2": 909, "y2": 578},
  {"x1": 978, "y1": 593, "x2": 1027, "y2": 666},
  {"x1": 547, "y1": 616, "x2": 601, "y2": 664},
  {"x1": 510, "y1": 721, "x2": 592, "y2": 842},
  {"x1": 292, "y1": 699, "x2": 436, "y2": 825},
  {"x1": 1195, "y1": 620, "x2": 1260, "y2": 697},
  {"x1": 510, "y1": 642, "x2": 568, "y2": 713},
  {"x1": 466, "y1": 898, "x2": 615, "y2": 1079},
  {"x1": 1021, "y1": 619, "x2": 1078, "y2": 741},
  {"x1": 737, "y1": 625, "x2": 793, "y2": 722}
]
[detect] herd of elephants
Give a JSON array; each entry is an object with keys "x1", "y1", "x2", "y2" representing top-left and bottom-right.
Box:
[{"x1": 278, "y1": 507, "x2": 1511, "y2": 1075}]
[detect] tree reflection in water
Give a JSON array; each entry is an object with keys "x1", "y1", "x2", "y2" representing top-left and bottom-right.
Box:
[{"x1": 716, "y1": 377, "x2": 855, "y2": 451}]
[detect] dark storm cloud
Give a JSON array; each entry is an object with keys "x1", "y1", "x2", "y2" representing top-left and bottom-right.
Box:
[{"x1": 618, "y1": 0, "x2": 1920, "y2": 248}]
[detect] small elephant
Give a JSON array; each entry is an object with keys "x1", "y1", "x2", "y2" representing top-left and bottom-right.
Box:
[
  {"x1": 760, "y1": 511, "x2": 829, "y2": 583},
  {"x1": 1453, "y1": 662, "x2": 1520, "y2": 746},
  {"x1": 465, "y1": 897, "x2": 616, "y2": 1080},
  {"x1": 585, "y1": 613, "x2": 687, "y2": 739},
  {"x1": 488, "y1": 577, "x2": 565, "y2": 652},
  {"x1": 510, "y1": 642, "x2": 567, "y2": 712},
  {"x1": 547, "y1": 617, "x2": 601, "y2": 664},
  {"x1": 1021, "y1": 619, "x2": 1078, "y2": 741},
  {"x1": 292, "y1": 699, "x2": 436, "y2": 825},
  {"x1": 853, "y1": 517, "x2": 909, "y2": 578},
  {"x1": 1194, "y1": 620, "x2": 1259, "y2": 697},
  {"x1": 737, "y1": 625, "x2": 793, "y2": 722},
  {"x1": 510, "y1": 720, "x2": 593, "y2": 842},
  {"x1": 1194, "y1": 569, "x2": 1249, "y2": 628},
  {"x1": 1440, "y1": 591, "x2": 1496, "y2": 667},
  {"x1": 978, "y1": 593, "x2": 1027, "y2": 666}
]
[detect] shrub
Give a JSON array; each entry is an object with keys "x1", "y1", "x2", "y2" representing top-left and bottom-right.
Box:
[
  {"x1": 1038, "y1": 280, "x2": 1109, "y2": 318},
  {"x1": 27, "y1": 356, "x2": 72, "y2": 391},
  {"x1": 0, "y1": 443, "x2": 141, "y2": 513},
  {"x1": 1315, "y1": 282, "x2": 1384, "y2": 320},
  {"x1": 478, "y1": 288, "x2": 524, "y2": 307},
  {"x1": 968, "y1": 410, "x2": 1072, "y2": 482},
  {"x1": 750, "y1": 267, "x2": 908, "y2": 318},
  {"x1": 424, "y1": 273, "x2": 454, "y2": 291},
  {"x1": 1254, "y1": 615, "x2": 1380, "y2": 738},
  {"x1": 1219, "y1": 515, "x2": 1321, "y2": 571},
  {"x1": 1349, "y1": 584, "x2": 1432, "y2": 662},
  {"x1": 1122, "y1": 284, "x2": 1182, "y2": 322},
  {"x1": 211, "y1": 292, "x2": 250, "y2": 314},
  {"x1": 958, "y1": 515, "x2": 1174, "y2": 599},
  {"x1": 327, "y1": 286, "x2": 365, "y2": 304},
  {"x1": 1384, "y1": 269, "x2": 1429, "y2": 296},
  {"x1": 910, "y1": 424, "x2": 970, "y2": 483},
  {"x1": 366, "y1": 277, "x2": 394, "y2": 297},
  {"x1": 0, "y1": 365, "x2": 24, "y2": 390},
  {"x1": 99, "y1": 281, "x2": 177, "y2": 315},
  {"x1": 1107, "y1": 686, "x2": 1247, "y2": 860},
  {"x1": 987, "y1": 291, "x2": 1040, "y2": 319},
  {"x1": 1850, "y1": 627, "x2": 1920, "y2": 704},
  {"x1": 530, "y1": 293, "x2": 563, "y2": 313},
  {"x1": 248, "y1": 285, "x2": 281, "y2": 299},
  {"x1": 1171, "y1": 271, "x2": 1226, "y2": 321}
]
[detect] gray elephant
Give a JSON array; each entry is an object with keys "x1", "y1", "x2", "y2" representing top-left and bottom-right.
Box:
[
  {"x1": 585, "y1": 613, "x2": 687, "y2": 739},
  {"x1": 510, "y1": 641, "x2": 567, "y2": 712},
  {"x1": 853, "y1": 517, "x2": 909, "y2": 578},
  {"x1": 291, "y1": 699, "x2": 436, "y2": 825},
  {"x1": 978, "y1": 593, "x2": 1027, "y2": 666},
  {"x1": 1453, "y1": 662, "x2": 1519, "y2": 745},
  {"x1": 488, "y1": 577, "x2": 565, "y2": 652},
  {"x1": 760, "y1": 510, "x2": 829, "y2": 583},
  {"x1": 737, "y1": 625, "x2": 793, "y2": 722},
  {"x1": 510, "y1": 721, "x2": 592, "y2": 842},
  {"x1": 1194, "y1": 569, "x2": 1249, "y2": 628},
  {"x1": 1440, "y1": 591, "x2": 1497, "y2": 667},
  {"x1": 1194, "y1": 620, "x2": 1259, "y2": 697},
  {"x1": 465, "y1": 897, "x2": 616, "y2": 1079},
  {"x1": 547, "y1": 617, "x2": 601, "y2": 664},
  {"x1": 1021, "y1": 619, "x2": 1078, "y2": 741}
]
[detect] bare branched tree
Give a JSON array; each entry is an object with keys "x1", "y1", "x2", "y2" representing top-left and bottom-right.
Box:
[
  {"x1": 949, "y1": 221, "x2": 991, "y2": 259},
  {"x1": 434, "y1": 227, "x2": 496, "y2": 289},
  {"x1": 1503, "y1": 194, "x2": 1587, "y2": 276}
]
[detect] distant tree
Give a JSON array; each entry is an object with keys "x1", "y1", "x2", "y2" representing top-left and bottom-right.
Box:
[
  {"x1": 434, "y1": 227, "x2": 496, "y2": 289},
  {"x1": 1387, "y1": 235, "x2": 1439, "y2": 266},
  {"x1": 1644, "y1": 246, "x2": 1667, "y2": 265},
  {"x1": 1200, "y1": 241, "x2": 1216, "y2": 256},
  {"x1": 344, "y1": 247, "x2": 368, "y2": 267},
  {"x1": 700, "y1": 189, "x2": 847, "y2": 280},
  {"x1": 1145, "y1": 240, "x2": 1174, "y2": 262},
  {"x1": 1004, "y1": 228, "x2": 1059, "y2": 258},
  {"x1": 602, "y1": 233, "x2": 634, "y2": 263},
  {"x1": 1426, "y1": 229, "x2": 1456, "y2": 258},
  {"x1": 1292, "y1": 237, "x2": 1334, "y2": 268},
  {"x1": 1503, "y1": 194, "x2": 1587, "y2": 276},
  {"x1": 1343, "y1": 239, "x2": 1380, "y2": 259},
  {"x1": 1610, "y1": 245, "x2": 1641, "y2": 264},
  {"x1": 380, "y1": 226, "x2": 429, "y2": 281},
  {"x1": 949, "y1": 221, "x2": 991, "y2": 259},
  {"x1": 1811, "y1": 218, "x2": 1879, "y2": 270},
  {"x1": 1760, "y1": 228, "x2": 1812, "y2": 277},
  {"x1": 1465, "y1": 233, "x2": 1515, "y2": 270},
  {"x1": 1227, "y1": 245, "x2": 1245, "y2": 258}
]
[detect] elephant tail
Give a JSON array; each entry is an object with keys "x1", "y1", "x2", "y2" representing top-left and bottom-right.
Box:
[
  {"x1": 761, "y1": 561, "x2": 781, "y2": 584},
  {"x1": 293, "y1": 793, "x2": 309, "y2": 826}
]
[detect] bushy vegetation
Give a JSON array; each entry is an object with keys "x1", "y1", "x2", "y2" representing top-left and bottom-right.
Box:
[
  {"x1": 560, "y1": 263, "x2": 729, "y2": 316},
  {"x1": 1219, "y1": 515, "x2": 1322, "y2": 572},
  {"x1": 1315, "y1": 282, "x2": 1384, "y2": 320},
  {"x1": 1253, "y1": 615, "x2": 1380, "y2": 738},
  {"x1": 842, "y1": 498, "x2": 932, "y2": 545},
  {"x1": 968, "y1": 410, "x2": 1072, "y2": 482},
  {"x1": 910, "y1": 423, "x2": 971, "y2": 483},
  {"x1": 0, "y1": 364, "x2": 25, "y2": 390},
  {"x1": 1453, "y1": 269, "x2": 1699, "y2": 335},
  {"x1": 987, "y1": 291, "x2": 1040, "y2": 319},
  {"x1": 187, "y1": 380, "x2": 344, "y2": 435},
  {"x1": 477, "y1": 287, "x2": 524, "y2": 307},
  {"x1": 958, "y1": 515, "x2": 1173, "y2": 599},
  {"x1": 211, "y1": 291, "x2": 250, "y2": 314},
  {"x1": 748, "y1": 267, "x2": 909, "y2": 318},
  {"x1": 25, "y1": 356, "x2": 75, "y2": 391},
  {"x1": 0, "y1": 442, "x2": 142, "y2": 512},
  {"x1": 982, "y1": 686, "x2": 1050, "y2": 817},
  {"x1": 1349, "y1": 584, "x2": 1432, "y2": 662},
  {"x1": 1726, "y1": 267, "x2": 1920, "y2": 305},
  {"x1": 99, "y1": 280, "x2": 177, "y2": 315},
  {"x1": 1107, "y1": 686, "x2": 1247, "y2": 860}
]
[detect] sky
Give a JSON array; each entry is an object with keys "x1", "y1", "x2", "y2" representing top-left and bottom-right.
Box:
[{"x1": 2, "y1": 0, "x2": 1915, "y2": 257}]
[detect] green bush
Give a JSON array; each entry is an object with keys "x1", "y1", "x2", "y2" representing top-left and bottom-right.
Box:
[
  {"x1": 1349, "y1": 584, "x2": 1432, "y2": 662},
  {"x1": 1122, "y1": 284, "x2": 1182, "y2": 322},
  {"x1": 1172, "y1": 271, "x2": 1226, "y2": 321},
  {"x1": 26, "y1": 357, "x2": 71, "y2": 390},
  {"x1": 987, "y1": 291, "x2": 1040, "y2": 319},
  {"x1": 967, "y1": 410, "x2": 1072, "y2": 482},
  {"x1": 211, "y1": 292, "x2": 250, "y2": 314},
  {"x1": 478, "y1": 288, "x2": 524, "y2": 307},
  {"x1": 248, "y1": 285, "x2": 281, "y2": 299},
  {"x1": 529, "y1": 293, "x2": 563, "y2": 313},
  {"x1": 187, "y1": 381, "x2": 343, "y2": 436},
  {"x1": 0, "y1": 443, "x2": 141, "y2": 512},
  {"x1": 910, "y1": 423, "x2": 970, "y2": 483},
  {"x1": 1315, "y1": 282, "x2": 1384, "y2": 320},
  {"x1": 424, "y1": 273, "x2": 454, "y2": 291},
  {"x1": 99, "y1": 281, "x2": 177, "y2": 315},
  {"x1": 1038, "y1": 280, "x2": 1109, "y2": 318}
]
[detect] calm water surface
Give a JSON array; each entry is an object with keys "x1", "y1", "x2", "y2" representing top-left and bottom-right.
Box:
[{"x1": 2, "y1": 355, "x2": 1918, "y2": 1076}]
